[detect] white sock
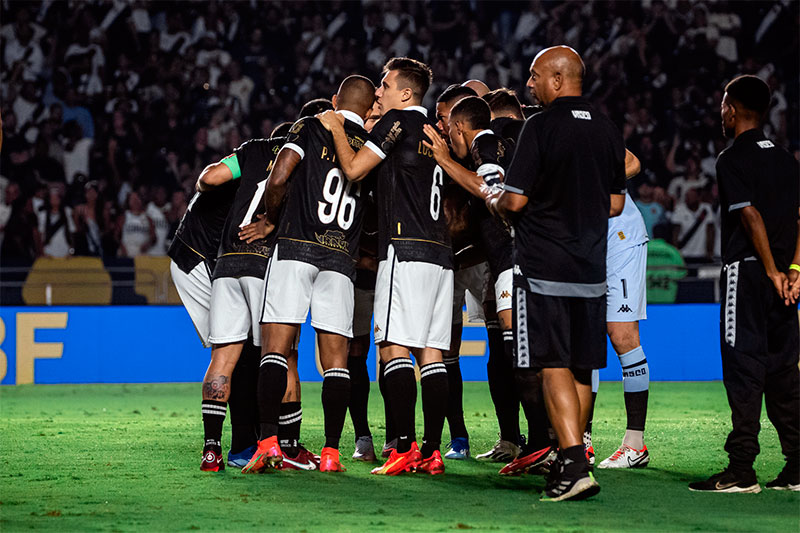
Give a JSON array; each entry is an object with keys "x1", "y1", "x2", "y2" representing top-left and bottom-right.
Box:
[{"x1": 623, "y1": 429, "x2": 644, "y2": 450}]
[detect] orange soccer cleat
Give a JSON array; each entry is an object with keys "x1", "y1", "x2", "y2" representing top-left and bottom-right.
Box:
[
  {"x1": 241, "y1": 436, "x2": 283, "y2": 473},
  {"x1": 499, "y1": 445, "x2": 557, "y2": 476},
  {"x1": 319, "y1": 447, "x2": 346, "y2": 472},
  {"x1": 371, "y1": 441, "x2": 423, "y2": 475},
  {"x1": 417, "y1": 450, "x2": 445, "y2": 475}
]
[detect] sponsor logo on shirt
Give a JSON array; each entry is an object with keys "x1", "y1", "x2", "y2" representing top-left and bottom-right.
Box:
[
  {"x1": 513, "y1": 264, "x2": 523, "y2": 276},
  {"x1": 756, "y1": 140, "x2": 774, "y2": 149},
  {"x1": 315, "y1": 229, "x2": 349, "y2": 252},
  {"x1": 571, "y1": 110, "x2": 592, "y2": 120}
]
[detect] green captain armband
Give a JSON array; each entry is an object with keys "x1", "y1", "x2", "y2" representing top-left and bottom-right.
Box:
[
  {"x1": 221, "y1": 153, "x2": 241, "y2": 179},
  {"x1": 790, "y1": 264, "x2": 800, "y2": 273}
]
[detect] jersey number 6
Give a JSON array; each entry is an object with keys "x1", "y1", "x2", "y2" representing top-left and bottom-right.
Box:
[
  {"x1": 430, "y1": 165, "x2": 443, "y2": 221},
  {"x1": 318, "y1": 168, "x2": 361, "y2": 230}
]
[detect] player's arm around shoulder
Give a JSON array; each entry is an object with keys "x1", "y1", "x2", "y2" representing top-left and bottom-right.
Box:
[
  {"x1": 318, "y1": 110, "x2": 381, "y2": 182},
  {"x1": 263, "y1": 144, "x2": 302, "y2": 226}
]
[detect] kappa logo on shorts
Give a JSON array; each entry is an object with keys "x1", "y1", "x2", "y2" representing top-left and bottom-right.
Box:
[
  {"x1": 374, "y1": 324, "x2": 381, "y2": 334},
  {"x1": 617, "y1": 304, "x2": 633, "y2": 313},
  {"x1": 500, "y1": 291, "x2": 511, "y2": 299}
]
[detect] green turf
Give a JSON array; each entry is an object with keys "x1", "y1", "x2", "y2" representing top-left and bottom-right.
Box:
[{"x1": 1, "y1": 382, "x2": 797, "y2": 532}]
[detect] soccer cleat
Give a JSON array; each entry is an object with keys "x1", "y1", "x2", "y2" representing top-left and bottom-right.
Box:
[
  {"x1": 371, "y1": 442, "x2": 422, "y2": 475},
  {"x1": 765, "y1": 465, "x2": 800, "y2": 491},
  {"x1": 227, "y1": 445, "x2": 257, "y2": 468},
  {"x1": 352, "y1": 436, "x2": 377, "y2": 462},
  {"x1": 444, "y1": 437, "x2": 470, "y2": 460},
  {"x1": 688, "y1": 468, "x2": 761, "y2": 493},
  {"x1": 382, "y1": 438, "x2": 397, "y2": 458},
  {"x1": 499, "y1": 445, "x2": 556, "y2": 476},
  {"x1": 417, "y1": 450, "x2": 445, "y2": 475},
  {"x1": 200, "y1": 448, "x2": 225, "y2": 472},
  {"x1": 319, "y1": 447, "x2": 346, "y2": 472},
  {"x1": 477, "y1": 438, "x2": 521, "y2": 463},
  {"x1": 541, "y1": 471, "x2": 601, "y2": 502},
  {"x1": 583, "y1": 431, "x2": 595, "y2": 467},
  {"x1": 280, "y1": 445, "x2": 320, "y2": 471},
  {"x1": 241, "y1": 436, "x2": 282, "y2": 473},
  {"x1": 598, "y1": 444, "x2": 649, "y2": 469}
]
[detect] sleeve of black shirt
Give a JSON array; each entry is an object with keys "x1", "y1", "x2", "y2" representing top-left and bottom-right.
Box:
[
  {"x1": 366, "y1": 110, "x2": 405, "y2": 159},
  {"x1": 716, "y1": 153, "x2": 752, "y2": 213},
  {"x1": 283, "y1": 118, "x2": 313, "y2": 160},
  {"x1": 503, "y1": 118, "x2": 540, "y2": 196}
]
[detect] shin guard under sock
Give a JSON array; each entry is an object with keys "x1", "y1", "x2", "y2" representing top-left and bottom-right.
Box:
[
  {"x1": 420, "y1": 362, "x2": 449, "y2": 458},
  {"x1": 383, "y1": 358, "x2": 416, "y2": 453}
]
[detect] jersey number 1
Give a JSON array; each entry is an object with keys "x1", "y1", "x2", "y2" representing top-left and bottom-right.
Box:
[
  {"x1": 240, "y1": 179, "x2": 267, "y2": 227},
  {"x1": 318, "y1": 168, "x2": 360, "y2": 230}
]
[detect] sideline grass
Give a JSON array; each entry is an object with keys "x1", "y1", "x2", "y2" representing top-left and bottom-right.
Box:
[{"x1": 1, "y1": 382, "x2": 798, "y2": 532}]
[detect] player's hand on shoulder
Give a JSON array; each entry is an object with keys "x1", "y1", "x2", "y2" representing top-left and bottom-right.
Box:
[
  {"x1": 238, "y1": 214, "x2": 274, "y2": 243},
  {"x1": 422, "y1": 124, "x2": 450, "y2": 163},
  {"x1": 317, "y1": 110, "x2": 344, "y2": 132}
]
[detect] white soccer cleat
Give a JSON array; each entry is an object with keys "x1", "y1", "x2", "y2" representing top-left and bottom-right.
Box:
[
  {"x1": 598, "y1": 444, "x2": 649, "y2": 469},
  {"x1": 476, "y1": 439, "x2": 521, "y2": 463}
]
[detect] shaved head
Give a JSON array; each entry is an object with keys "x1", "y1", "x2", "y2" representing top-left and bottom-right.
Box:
[
  {"x1": 527, "y1": 46, "x2": 585, "y2": 106},
  {"x1": 462, "y1": 79, "x2": 490, "y2": 97},
  {"x1": 335, "y1": 75, "x2": 376, "y2": 118}
]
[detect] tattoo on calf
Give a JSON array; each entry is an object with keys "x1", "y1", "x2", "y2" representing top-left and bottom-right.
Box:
[{"x1": 203, "y1": 375, "x2": 230, "y2": 400}]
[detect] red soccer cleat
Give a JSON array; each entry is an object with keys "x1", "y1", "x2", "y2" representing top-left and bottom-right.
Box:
[
  {"x1": 241, "y1": 436, "x2": 282, "y2": 474},
  {"x1": 280, "y1": 445, "x2": 320, "y2": 471},
  {"x1": 417, "y1": 450, "x2": 445, "y2": 475},
  {"x1": 319, "y1": 447, "x2": 346, "y2": 472},
  {"x1": 371, "y1": 442, "x2": 423, "y2": 475},
  {"x1": 200, "y1": 448, "x2": 225, "y2": 472},
  {"x1": 499, "y1": 445, "x2": 557, "y2": 476}
]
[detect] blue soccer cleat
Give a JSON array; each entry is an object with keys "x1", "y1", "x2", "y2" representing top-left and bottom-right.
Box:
[
  {"x1": 444, "y1": 437, "x2": 470, "y2": 460},
  {"x1": 227, "y1": 444, "x2": 257, "y2": 468}
]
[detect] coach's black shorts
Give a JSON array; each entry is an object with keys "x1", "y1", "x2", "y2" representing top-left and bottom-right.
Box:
[{"x1": 512, "y1": 287, "x2": 607, "y2": 370}]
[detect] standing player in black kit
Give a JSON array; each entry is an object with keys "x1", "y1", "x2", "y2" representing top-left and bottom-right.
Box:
[
  {"x1": 320, "y1": 57, "x2": 453, "y2": 476},
  {"x1": 194, "y1": 134, "x2": 308, "y2": 471},
  {"x1": 243, "y1": 75, "x2": 376, "y2": 474},
  {"x1": 689, "y1": 75, "x2": 799, "y2": 493},
  {"x1": 489, "y1": 46, "x2": 626, "y2": 501}
]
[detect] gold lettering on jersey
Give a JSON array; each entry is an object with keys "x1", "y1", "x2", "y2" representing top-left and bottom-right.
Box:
[
  {"x1": 321, "y1": 146, "x2": 329, "y2": 160},
  {"x1": 417, "y1": 142, "x2": 434, "y2": 158},
  {"x1": 272, "y1": 144, "x2": 281, "y2": 155},
  {"x1": 397, "y1": 222, "x2": 401, "y2": 235},
  {"x1": 618, "y1": 231, "x2": 626, "y2": 240},
  {"x1": 383, "y1": 122, "x2": 402, "y2": 150},
  {"x1": 347, "y1": 135, "x2": 365, "y2": 151},
  {"x1": 265, "y1": 160, "x2": 274, "y2": 174},
  {"x1": 315, "y1": 230, "x2": 349, "y2": 252},
  {"x1": 496, "y1": 142, "x2": 505, "y2": 160},
  {"x1": 289, "y1": 121, "x2": 304, "y2": 134}
]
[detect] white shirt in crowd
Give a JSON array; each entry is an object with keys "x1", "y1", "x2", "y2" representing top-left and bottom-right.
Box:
[{"x1": 671, "y1": 202, "x2": 715, "y2": 259}]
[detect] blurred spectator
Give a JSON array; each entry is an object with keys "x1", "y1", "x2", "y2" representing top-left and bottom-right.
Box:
[
  {"x1": 72, "y1": 182, "x2": 103, "y2": 257},
  {"x1": 146, "y1": 185, "x2": 171, "y2": 256},
  {"x1": 37, "y1": 185, "x2": 75, "y2": 257},
  {"x1": 671, "y1": 187, "x2": 715, "y2": 264},
  {"x1": 62, "y1": 121, "x2": 92, "y2": 185},
  {"x1": 119, "y1": 191, "x2": 155, "y2": 258}
]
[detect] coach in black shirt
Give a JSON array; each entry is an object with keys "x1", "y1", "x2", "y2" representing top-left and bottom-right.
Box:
[
  {"x1": 689, "y1": 75, "x2": 799, "y2": 494},
  {"x1": 489, "y1": 46, "x2": 626, "y2": 502}
]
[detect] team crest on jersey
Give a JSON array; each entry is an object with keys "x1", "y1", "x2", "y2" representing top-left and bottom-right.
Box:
[
  {"x1": 315, "y1": 230, "x2": 349, "y2": 252},
  {"x1": 348, "y1": 135, "x2": 365, "y2": 150},
  {"x1": 289, "y1": 121, "x2": 305, "y2": 135},
  {"x1": 382, "y1": 121, "x2": 402, "y2": 152},
  {"x1": 618, "y1": 231, "x2": 626, "y2": 240}
]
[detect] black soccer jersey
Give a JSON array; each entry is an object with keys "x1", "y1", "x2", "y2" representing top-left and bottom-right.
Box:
[
  {"x1": 367, "y1": 106, "x2": 452, "y2": 269},
  {"x1": 275, "y1": 112, "x2": 372, "y2": 279},
  {"x1": 168, "y1": 181, "x2": 237, "y2": 274},
  {"x1": 213, "y1": 137, "x2": 285, "y2": 280},
  {"x1": 469, "y1": 130, "x2": 513, "y2": 278},
  {"x1": 716, "y1": 129, "x2": 799, "y2": 267},
  {"x1": 490, "y1": 117, "x2": 525, "y2": 156},
  {"x1": 503, "y1": 96, "x2": 626, "y2": 295}
]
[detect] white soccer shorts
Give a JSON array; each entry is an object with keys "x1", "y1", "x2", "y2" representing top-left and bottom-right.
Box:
[
  {"x1": 170, "y1": 260, "x2": 212, "y2": 348},
  {"x1": 260, "y1": 245, "x2": 354, "y2": 338},
  {"x1": 208, "y1": 275, "x2": 265, "y2": 346},
  {"x1": 373, "y1": 244, "x2": 454, "y2": 350},
  {"x1": 353, "y1": 287, "x2": 375, "y2": 338},
  {"x1": 607, "y1": 242, "x2": 648, "y2": 323},
  {"x1": 494, "y1": 267, "x2": 513, "y2": 314},
  {"x1": 453, "y1": 262, "x2": 488, "y2": 324}
]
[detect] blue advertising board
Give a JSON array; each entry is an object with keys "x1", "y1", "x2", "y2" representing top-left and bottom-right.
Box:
[{"x1": 0, "y1": 304, "x2": 722, "y2": 385}]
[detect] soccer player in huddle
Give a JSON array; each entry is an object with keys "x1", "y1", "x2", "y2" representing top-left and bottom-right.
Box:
[
  {"x1": 243, "y1": 75, "x2": 377, "y2": 473},
  {"x1": 319, "y1": 57, "x2": 452, "y2": 476}
]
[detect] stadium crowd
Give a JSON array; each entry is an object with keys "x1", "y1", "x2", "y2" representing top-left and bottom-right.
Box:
[{"x1": 0, "y1": 0, "x2": 797, "y2": 265}]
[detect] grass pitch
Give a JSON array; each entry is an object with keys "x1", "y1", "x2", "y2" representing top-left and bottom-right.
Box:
[{"x1": 1, "y1": 382, "x2": 798, "y2": 532}]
